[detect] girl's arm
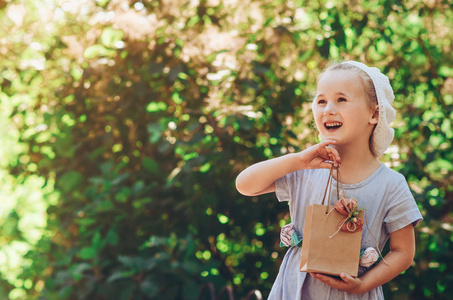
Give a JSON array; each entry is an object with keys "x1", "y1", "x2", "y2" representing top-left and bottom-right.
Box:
[
  {"x1": 236, "y1": 140, "x2": 340, "y2": 196},
  {"x1": 311, "y1": 223, "x2": 416, "y2": 294},
  {"x1": 355, "y1": 224, "x2": 415, "y2": 293}
]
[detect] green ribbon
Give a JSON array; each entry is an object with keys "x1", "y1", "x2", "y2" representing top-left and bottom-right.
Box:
[{"x1": 280, "y1": 231, "x2": 303, "y2": 248}]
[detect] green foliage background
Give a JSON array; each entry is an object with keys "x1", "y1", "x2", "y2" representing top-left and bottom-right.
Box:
[{"x1": 0, "y1": 0, "x2": 452, "y2": 299}]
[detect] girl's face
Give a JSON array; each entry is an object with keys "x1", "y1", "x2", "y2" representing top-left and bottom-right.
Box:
[{"x1": 313, "y1": 70, "x2": 378, "y2": 148}]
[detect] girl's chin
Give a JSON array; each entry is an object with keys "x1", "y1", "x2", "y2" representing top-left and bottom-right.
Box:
[{"x1": 320, "y1": 135, "x2": 340, "y2": 143}]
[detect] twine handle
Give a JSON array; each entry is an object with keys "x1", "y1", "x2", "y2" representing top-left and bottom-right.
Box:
[
  {"x1": 321, "y1": 165, "x2": 334, "y2": 206},
  {"x1": 364, "y1": 213, "x2": 390, "y2": 266}
]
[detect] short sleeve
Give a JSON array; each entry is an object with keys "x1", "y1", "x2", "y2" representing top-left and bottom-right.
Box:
[
  {"x1": 383, "y1": 177, "x2": 423, "y2": 233},
  {"x1": 275, "y1": 171, "x2": 304, "y2": 202},
  {"x1": 275, "y1": 174, "x2": 291, "y2": 202}
]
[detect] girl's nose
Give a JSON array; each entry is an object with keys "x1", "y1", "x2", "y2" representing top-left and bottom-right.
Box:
[{"x1": 324, "y1": 102, "x2": 337, "y2": 115}]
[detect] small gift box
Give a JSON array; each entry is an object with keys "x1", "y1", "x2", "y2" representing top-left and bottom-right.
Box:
[{"x1": 300, "y1": 167, "x2": 365, "y2": 277}]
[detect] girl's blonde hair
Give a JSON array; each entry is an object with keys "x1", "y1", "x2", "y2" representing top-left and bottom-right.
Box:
[{"x1": 319, "y1": 62, "x2": 378, "y2": 110}]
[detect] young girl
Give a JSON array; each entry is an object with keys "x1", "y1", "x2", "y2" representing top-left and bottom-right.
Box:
[{"x1": 236, "y1": 61, "x2": 423, "y2": 299}]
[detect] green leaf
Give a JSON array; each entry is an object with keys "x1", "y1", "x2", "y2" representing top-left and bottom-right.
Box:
[
  {"x1": 132, "y1": 180, "x2": 145, "y2": 194},
  {"x1": 148, "y1": 123, "x2": 162, "y2": 144},
  {"x1": 118, "y1": 256, "x2": 148, "y2": 272},
  {"x1": 96, "y1": 200, "x2": 115, "y2": 212},
  {"x1": 435, "y1": 159, "x2": 453, "y2": 171},
  {"x1": 438, "y1": 66, "x2": 453, "y2": 77},
  {"x1": 75, "y1": 218, "x2": 97, "y2": 227},
  {"x1": 78, "y1": 247, "x2": 96, "y2": 260},
  {"x1": 118, "y1": 256, "x2": 134, "y2": 268},
  {"x1": 111, "y1": 173, "x2": 130, "y2": 185},
  {"x1": 70, "y1": 263, "x2": 91, "y2": 281},
  {"x1": 107, "y1": 270, "x2": 136, "y2": 282},
  {"x1": 199, "y1": 162, "x2": 211, "y2": 173},
  {"x1": 100, "y1": 27, "x2": 124, "y2": 49},
  {"x1": 95, "y1": 0, "x2": 111, "y2": 7},
  {"x1": 106, "y1": 229, "x2": 119, "y2": 245},
  {"x1": 83, "y1": 44, "x2": 116, "y2": 59},
  {"x1": 57, "y1": 171, "x2": 83, "y2": 193},
  {"x1": 92, "y1": 231, "x2": 102, "y2": 250},
  {"x1": 146, "y1": 101, "x2": 167, "y2": 113},
  {"x1": 58, "y1": 286, "x2": 73, "y2": 299},
  {"x1": 115, "y1": 187, "x2": 132, "y2": 203},
  {"x1": 143, "y1": 157, "x2": 159, "y2": 173}
]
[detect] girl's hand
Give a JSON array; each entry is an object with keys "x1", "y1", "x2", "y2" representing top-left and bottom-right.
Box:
[
  {"x1": 298, "y1": 140, "x2": 341, "y2": 169},
  {"x1": 310, "y1": 272, "x2": 364, "y2": 294}
]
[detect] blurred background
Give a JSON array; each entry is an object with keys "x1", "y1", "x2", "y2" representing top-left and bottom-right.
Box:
[{"x1": 0, "y1": 0, "x2": 452, "y2": 299}]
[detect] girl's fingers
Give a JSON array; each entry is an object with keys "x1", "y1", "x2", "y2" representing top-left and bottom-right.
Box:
[
  {"x1": 340, "y1": 273, "x2": 354, "y2": 283},
  {"x1": 320, "y1": 159, "x2": 340, "y2": 169},
  {"x1": 303, "y1": 140, "x2": 340, "y2": 169},
  {"x1": 318, "y1": 140, "x2": 337, "y2": 148},
  {"x1": 322, "y1": 161, "x2": 339, "y2": 169},
  {"x1": 323, "y1": 153, "x2": 340, "y2": 168},
  {"x1": 324, "y1": 146, "x2": 340, "y2": 166},
  {"x1": 319, "y1": 161, "x2": 334, "y2": 169}
]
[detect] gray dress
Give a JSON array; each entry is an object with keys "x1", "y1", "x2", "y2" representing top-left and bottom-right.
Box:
[{"x1": 269, "y1": 164, "x2": 423, "y2": 300}]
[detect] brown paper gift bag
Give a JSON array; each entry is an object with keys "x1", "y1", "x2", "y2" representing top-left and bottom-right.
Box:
[{"x1": 300, "y1": 168, "x2": 364, "y2": 277}]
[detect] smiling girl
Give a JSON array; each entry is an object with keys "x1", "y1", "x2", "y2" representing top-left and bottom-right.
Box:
[{"x1": 236, "y1": 61, "x2": 422, "y2": 299}]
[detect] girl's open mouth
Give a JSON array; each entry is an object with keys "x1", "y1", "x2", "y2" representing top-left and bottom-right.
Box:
[{"x1": 324, "y1": 122, "x2": 343, "y2": 130}]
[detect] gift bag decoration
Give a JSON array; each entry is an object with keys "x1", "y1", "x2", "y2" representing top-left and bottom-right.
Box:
[{"x1": 300, "y1": 167, "x2": 365, "y2": 277}]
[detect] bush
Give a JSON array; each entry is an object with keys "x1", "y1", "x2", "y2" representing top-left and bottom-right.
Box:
[{"x1": 0, "y1": 0, "x2": 452, "y2": 299}]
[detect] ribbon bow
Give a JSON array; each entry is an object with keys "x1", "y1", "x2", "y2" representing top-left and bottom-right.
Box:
[
  {"x1": 328, "y1": 197, "x2": 364, "y2": 238},
  {"x1": 334, "y1": 197, "x2": 364, "y2": 233}
]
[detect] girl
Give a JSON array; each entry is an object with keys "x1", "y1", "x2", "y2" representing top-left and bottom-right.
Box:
[{"x1": 236, "y1": 61, "x2": 423, "y2": 299}]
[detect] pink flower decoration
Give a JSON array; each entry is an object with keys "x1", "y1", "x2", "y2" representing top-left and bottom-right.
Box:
[
  {"x1": 333, "y1": 198, "x2": 364, "y2": 233},
  {"x1": 280, "y1": 223, "x2": 295, "y2": 247},
  {"x1": 360, "y1": 247, "x2": 380, "y2": 267}
]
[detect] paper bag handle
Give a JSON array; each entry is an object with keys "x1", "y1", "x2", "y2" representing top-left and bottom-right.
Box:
[{"x1": 321, "y1": 165, "x2": 341, "y2": 206}]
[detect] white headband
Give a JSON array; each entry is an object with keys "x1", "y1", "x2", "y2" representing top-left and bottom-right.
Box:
[{"x1": 341, "y1": 61, "x2": 396, "y2": 157}]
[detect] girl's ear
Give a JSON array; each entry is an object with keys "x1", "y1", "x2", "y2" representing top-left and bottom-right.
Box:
[{"x1": 369, "y1": 105, "x2": 379, "y2": 125}]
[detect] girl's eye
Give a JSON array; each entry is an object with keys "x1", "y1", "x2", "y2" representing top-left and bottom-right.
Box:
[
  {"x1": 338, "y1": 97, "x2": 347, "y2": 102},
  {"x1": 317, "y1": 99, "x2": 326, "y2": 104}
]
